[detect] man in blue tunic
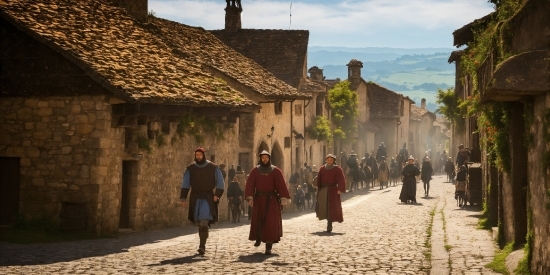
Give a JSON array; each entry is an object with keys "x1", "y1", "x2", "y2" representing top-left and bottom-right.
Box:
[{"x1": 180, "y1": 147, "x2": 225, "y2": 255}]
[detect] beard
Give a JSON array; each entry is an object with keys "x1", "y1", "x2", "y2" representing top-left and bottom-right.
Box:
[
  {"x1": 260, "y1": 159, "x2": 271, "y2": 168},
  {"x1": 195, "y1": 156, "x2": 206, "y2": 165}
]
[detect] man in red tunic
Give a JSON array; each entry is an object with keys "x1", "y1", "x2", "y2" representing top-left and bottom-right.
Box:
[
  {"x1": 245, "y1": 150, "x2": 290, "y2": 255},
  {"x1": 316, "y1": 154, "x2": 346, "y2": 232}
]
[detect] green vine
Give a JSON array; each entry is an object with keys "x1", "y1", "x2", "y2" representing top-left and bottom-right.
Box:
[
  {"x1": 328, "y1": 80, "x2": 358, "y2": 141},
  {"x1": 306, "y1": 116, "x2": 333, "y2": 144},
  {"x1": 173, "y1": 113, "x2": 225, "y2": 144},
  {"x1": 435, "y1": 87, "x2": 465, "y2": 133},
  {"x1": 477, "y1": 102, "x2": 511, "y2": 173},
  {"x1": 156, "y1": 132, "x2": 167, "y2": 148},
  {"x1": 137, "y1": 135, "x2": 152, "y2": 153}
]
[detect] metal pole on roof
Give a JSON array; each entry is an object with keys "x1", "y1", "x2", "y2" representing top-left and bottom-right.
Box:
[{"x1": 289, "y1": 2, "x2": 292, "y2": 30}]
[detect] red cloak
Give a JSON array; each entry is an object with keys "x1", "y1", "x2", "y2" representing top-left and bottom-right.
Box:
[
  {"x1": 316, "y1": 165, "x2": 346, "y2": 222},
  {"x1": 245, "y1": 166, "x2": 290, "y2": 243}
]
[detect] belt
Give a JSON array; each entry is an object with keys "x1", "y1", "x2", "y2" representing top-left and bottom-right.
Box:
[{"x1": 255, "y1": 191, "x2": 276, "y2": 196}]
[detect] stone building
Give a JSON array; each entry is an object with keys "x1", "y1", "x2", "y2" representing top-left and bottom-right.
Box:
[
  {"x1": 409, "y1": 100, "x2": 437, "y2": 161},
  {"x1": 449, "y1": 0, "x2": 549, "y2": 273},
  {"x1": 0, "y1": 0, "x2": 303, "y2": 234},
  {"x1": 210, "y1": 5, "x2": 329, "y2": 174}
]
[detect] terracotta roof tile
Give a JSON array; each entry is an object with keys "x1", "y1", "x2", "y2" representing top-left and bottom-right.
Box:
[
  {"x1": 366, "y1": 82, "x2": 402, "y2": 119},
  {"x1": 410, "y1": 104, "x2": 436, "y2": 121},
  {"x1": 1, "y1": 0, "x2": 258, "y2": 108},
  {"x1": 210, "y1": 29, "x2": 309, "y2": 89},
  {"x1": 149, "y1": 19, "x2": 307, "y2": 101},
  {"x1": 301, "y1": 78, "x2": 327, "y2": 94}
]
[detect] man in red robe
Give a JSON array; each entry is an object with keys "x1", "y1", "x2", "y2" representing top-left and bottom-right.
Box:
[
  {"x1": 316, "y1": 154, "x2": 346, "y2": 232},
  {"x1": 245, "y1": 150, "x2": 290, "y2": 255}
]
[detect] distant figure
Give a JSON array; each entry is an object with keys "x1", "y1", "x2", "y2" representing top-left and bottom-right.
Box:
[
  {"x1": 228, "y1": 165, "x2": 236, "y2": 183},
  {"x1": 227, "y1": 177, "x2": 242, "y2": 223},
  {"x1": 421, "y1": 157, "x2": 433, "y2": 196},
  {"x1": 376, "y1": 142, "x2": 387, "y2": 163},
  {"x1": 399, "y1": 155, "x2": 420, "y2": 204},
  {"x1": 456, "y1": 144, "x2": 471, "y2": 168},
  {"x1": 444, "y1": 157, "x2": 455, "y2": 183},
  {"x1": 377, "y1": 156, "x2": 390, "y2": 189}
]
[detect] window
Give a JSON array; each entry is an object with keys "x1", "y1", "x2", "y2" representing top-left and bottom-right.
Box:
[
  {"x1": 284, "y1": 137, "x2": 291, "y2": 148},
  {"x1": 400, "y1": 100, "x2": 404, "y2": 116},
  {"x1": 295, "y1": 104, "x2": 302, "y2": 116},
  {"x1": 161, "y1": 121, "x2": 170, "y2": 134},
  {"x1": 316, "y1": 102, "x2": 323, "y2": 116},
  {"x1": 274, "y1": 102, "x2": 283, "y2": 115}
]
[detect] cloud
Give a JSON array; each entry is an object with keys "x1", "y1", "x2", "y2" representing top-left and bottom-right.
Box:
[{"x1": 149, "y1": 0, "x2": 494, "y2": 47}]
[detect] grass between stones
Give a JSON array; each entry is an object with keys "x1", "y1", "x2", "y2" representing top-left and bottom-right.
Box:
[
  {"x1": 424, "y1": 207, "x2": 436, "y2": 262},
  {"x1": 486, "y1": 242, "x2": 514, "y2": 275},
  {"x1": 439, "y1": 198, "x2": 452, "y2": 270}
]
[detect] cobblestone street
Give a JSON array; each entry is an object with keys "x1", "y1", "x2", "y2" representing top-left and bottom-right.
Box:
[{"x1": 0, "y1": 174, "x2": 499, "y2": 274}]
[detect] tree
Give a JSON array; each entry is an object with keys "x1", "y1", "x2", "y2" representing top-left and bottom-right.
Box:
[
  {"x1": 328, "y1": 80, "x2": 358, "y2": 141},
  {"x1": 435, "y1": 87, "x2": 464, "y2": 132}
]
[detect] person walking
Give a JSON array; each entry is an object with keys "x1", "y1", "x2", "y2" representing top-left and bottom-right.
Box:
[
  {"x1": 376, "y1": 142, "x2": 387, "y2": 163},
  {"x1": 399, "y1": 155, "x2": 420, "y2": 204},
  {"x1": 444, "y1": 157, "x2": 455, "y2": 182},
  {"x1": 227, "y1": 176, "x2": 242, "y2": 223},
  {"x1": 235, "y1": 165, "x2": 248, "y2": 218},
  {"x1": 377, "y1": 156, "x2": 390, "y2": 189},
  {"x1": 245, "y1": 150, "x2": 290, "y2": 255},
  {"x1": 346, "y1": 151, "x2": 360, "y2": 192},
  {"x1": 316, "y1": 154, "x2": 346, "y2": 233},
  {"x1": 456, "y1": 144, "x2": 470, "y2": 168},
  {"x1": 421, "y1": 157, "x2": 434, "y2": 196},
  {"x1": 179, "y1": 147, "x2": 225, "y2": 256},
  {"x1": 455, "y1": 165, "x2": 468, "y2": 207}
]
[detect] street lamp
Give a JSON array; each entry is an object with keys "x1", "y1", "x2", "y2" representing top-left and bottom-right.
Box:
[{"x1": 267, "y1": 126, "x2": 274, "y2": 149}]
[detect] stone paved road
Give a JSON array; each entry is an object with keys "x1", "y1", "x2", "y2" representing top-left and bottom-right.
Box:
[{"x1": 0, "y1": 174, "x2": 498, "y2": 274}]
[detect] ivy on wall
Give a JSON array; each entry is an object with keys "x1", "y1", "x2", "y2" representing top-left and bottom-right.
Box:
[
  {"x1": 306, "y1": 116, "x2": 333, "y2": 145},
  {"x1": 328, "y1": 80, "x2": 358, "y2": 141}
]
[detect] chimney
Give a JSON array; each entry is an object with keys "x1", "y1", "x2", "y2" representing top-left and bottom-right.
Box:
[
  {"x1": 346, "y1": 59, "x2": 363, "y2": 88},
  {"x1": 308, "y1": 66, "x2": 324, "y2": 81},
  {"x1": 346, "y1": 59, "x2": 363, "y2": 81},
  {"x1": 112, "y1": 0, "x2": 148, "y2": 23},
  {"x1": 421, "y1": 98, "x2": 426, "y2": 110},
  {"x1": 224, "y1": 3, "x2": 242, "y2": 32}
]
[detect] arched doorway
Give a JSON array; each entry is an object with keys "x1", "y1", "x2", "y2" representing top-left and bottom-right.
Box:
[{"x1": 271, "y1": 142, "x2": 284, "y2": 169}]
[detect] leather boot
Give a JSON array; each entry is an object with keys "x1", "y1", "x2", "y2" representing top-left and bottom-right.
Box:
[
  {"x1": 265, "y1": 243, "x2": 273, "y2": 255},
  {"x1": 327, "y1": 221, "x2": 333, "y2": 233},
  {"x1": 198, "y1": 226, "x2": 208, "y2": 255}
]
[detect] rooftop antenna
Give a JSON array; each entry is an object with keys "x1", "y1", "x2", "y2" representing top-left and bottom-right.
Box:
[{"x1": 289, "y1": 2, "x2": 292, "y2": 30}]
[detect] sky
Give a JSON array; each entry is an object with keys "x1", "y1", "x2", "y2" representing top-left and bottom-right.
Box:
[{"x1": 149, "y1": 0, "x2": 494, "y2": 48}]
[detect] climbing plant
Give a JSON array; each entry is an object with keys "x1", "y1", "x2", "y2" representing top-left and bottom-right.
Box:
[
  {"x1": 173, "y1": 113, "x2": 225, "y2": 144},
  {"x1": 328, "y1": 80, "x2": 358, "y2": 141},
  {"x1": 306, "y1": 116, "x2": 333, "y2": 144}
]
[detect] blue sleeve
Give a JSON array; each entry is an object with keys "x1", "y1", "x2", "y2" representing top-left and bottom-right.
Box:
[
  {"x1": 181, "y1": 170, "x2": 190, "y2": 189},
  {"x1": 215, "y1": 167, "x2": 225, "y2": 190}
]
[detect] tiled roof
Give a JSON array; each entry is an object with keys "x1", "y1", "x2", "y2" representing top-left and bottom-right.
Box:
[
  {"x1": 301, "y1": 78, "x2": 327, "y2": 94},
  {"x1": 210, "y1": 29, "x2": 309, "y2": 89},
  {"x1": 150, "y1": 18, "x2": 308, "y2": 101},
  {"x1": 410, "y1": 104, "x2": 436, "y2": 121},
  {"x1": 1, "y1": 0, "x2": 270, "y2": 108},
  {"x1": 366, "y1": 82, "x2": 402, "y2": 119},
  {"x1": 410, "y1": 105, "x2": 426, "y2": 121},
  {"x1": 452, "y1": 13, "x2": 493, "y2": 47}
]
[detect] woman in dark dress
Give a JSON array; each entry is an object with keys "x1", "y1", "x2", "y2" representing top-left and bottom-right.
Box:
[
  {"x1": 421, "y1": 158, "x2": 434, "y2": 196},
  {"x1": 399, "y1": 156, "x2": 420, "y2": 204}
]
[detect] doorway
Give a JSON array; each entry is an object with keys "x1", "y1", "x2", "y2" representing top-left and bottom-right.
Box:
[
  {"x1": 120, "y1": 160, "x2": 137, "y2": 229},
  {"x1": 0, "y1": 157, "x2": 20, "y2": 224}
]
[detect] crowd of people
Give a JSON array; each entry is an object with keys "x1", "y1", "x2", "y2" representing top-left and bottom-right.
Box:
[{"x1": 178, "y1": 142, "x2": 471, "y2": 256}]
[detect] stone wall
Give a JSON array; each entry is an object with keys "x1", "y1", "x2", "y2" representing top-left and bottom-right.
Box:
[
  {"x1": 527, "y1": 94, "x2": 550, "y2": 274},
  {"x1": 0, "y1": 95, "x2": 118, "y2": 233},
  {"x1": 115, "y1": 119, "x2": 241, "y2": 232}
]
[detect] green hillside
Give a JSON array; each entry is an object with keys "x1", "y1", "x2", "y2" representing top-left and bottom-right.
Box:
[{"x1": 308, "y1": 48, "x2": 456, "y2": 112}]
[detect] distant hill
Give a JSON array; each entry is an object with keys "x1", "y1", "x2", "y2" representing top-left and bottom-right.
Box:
[{"x1": 307, "y1": 47, "x2": 456, "y2": 112}]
